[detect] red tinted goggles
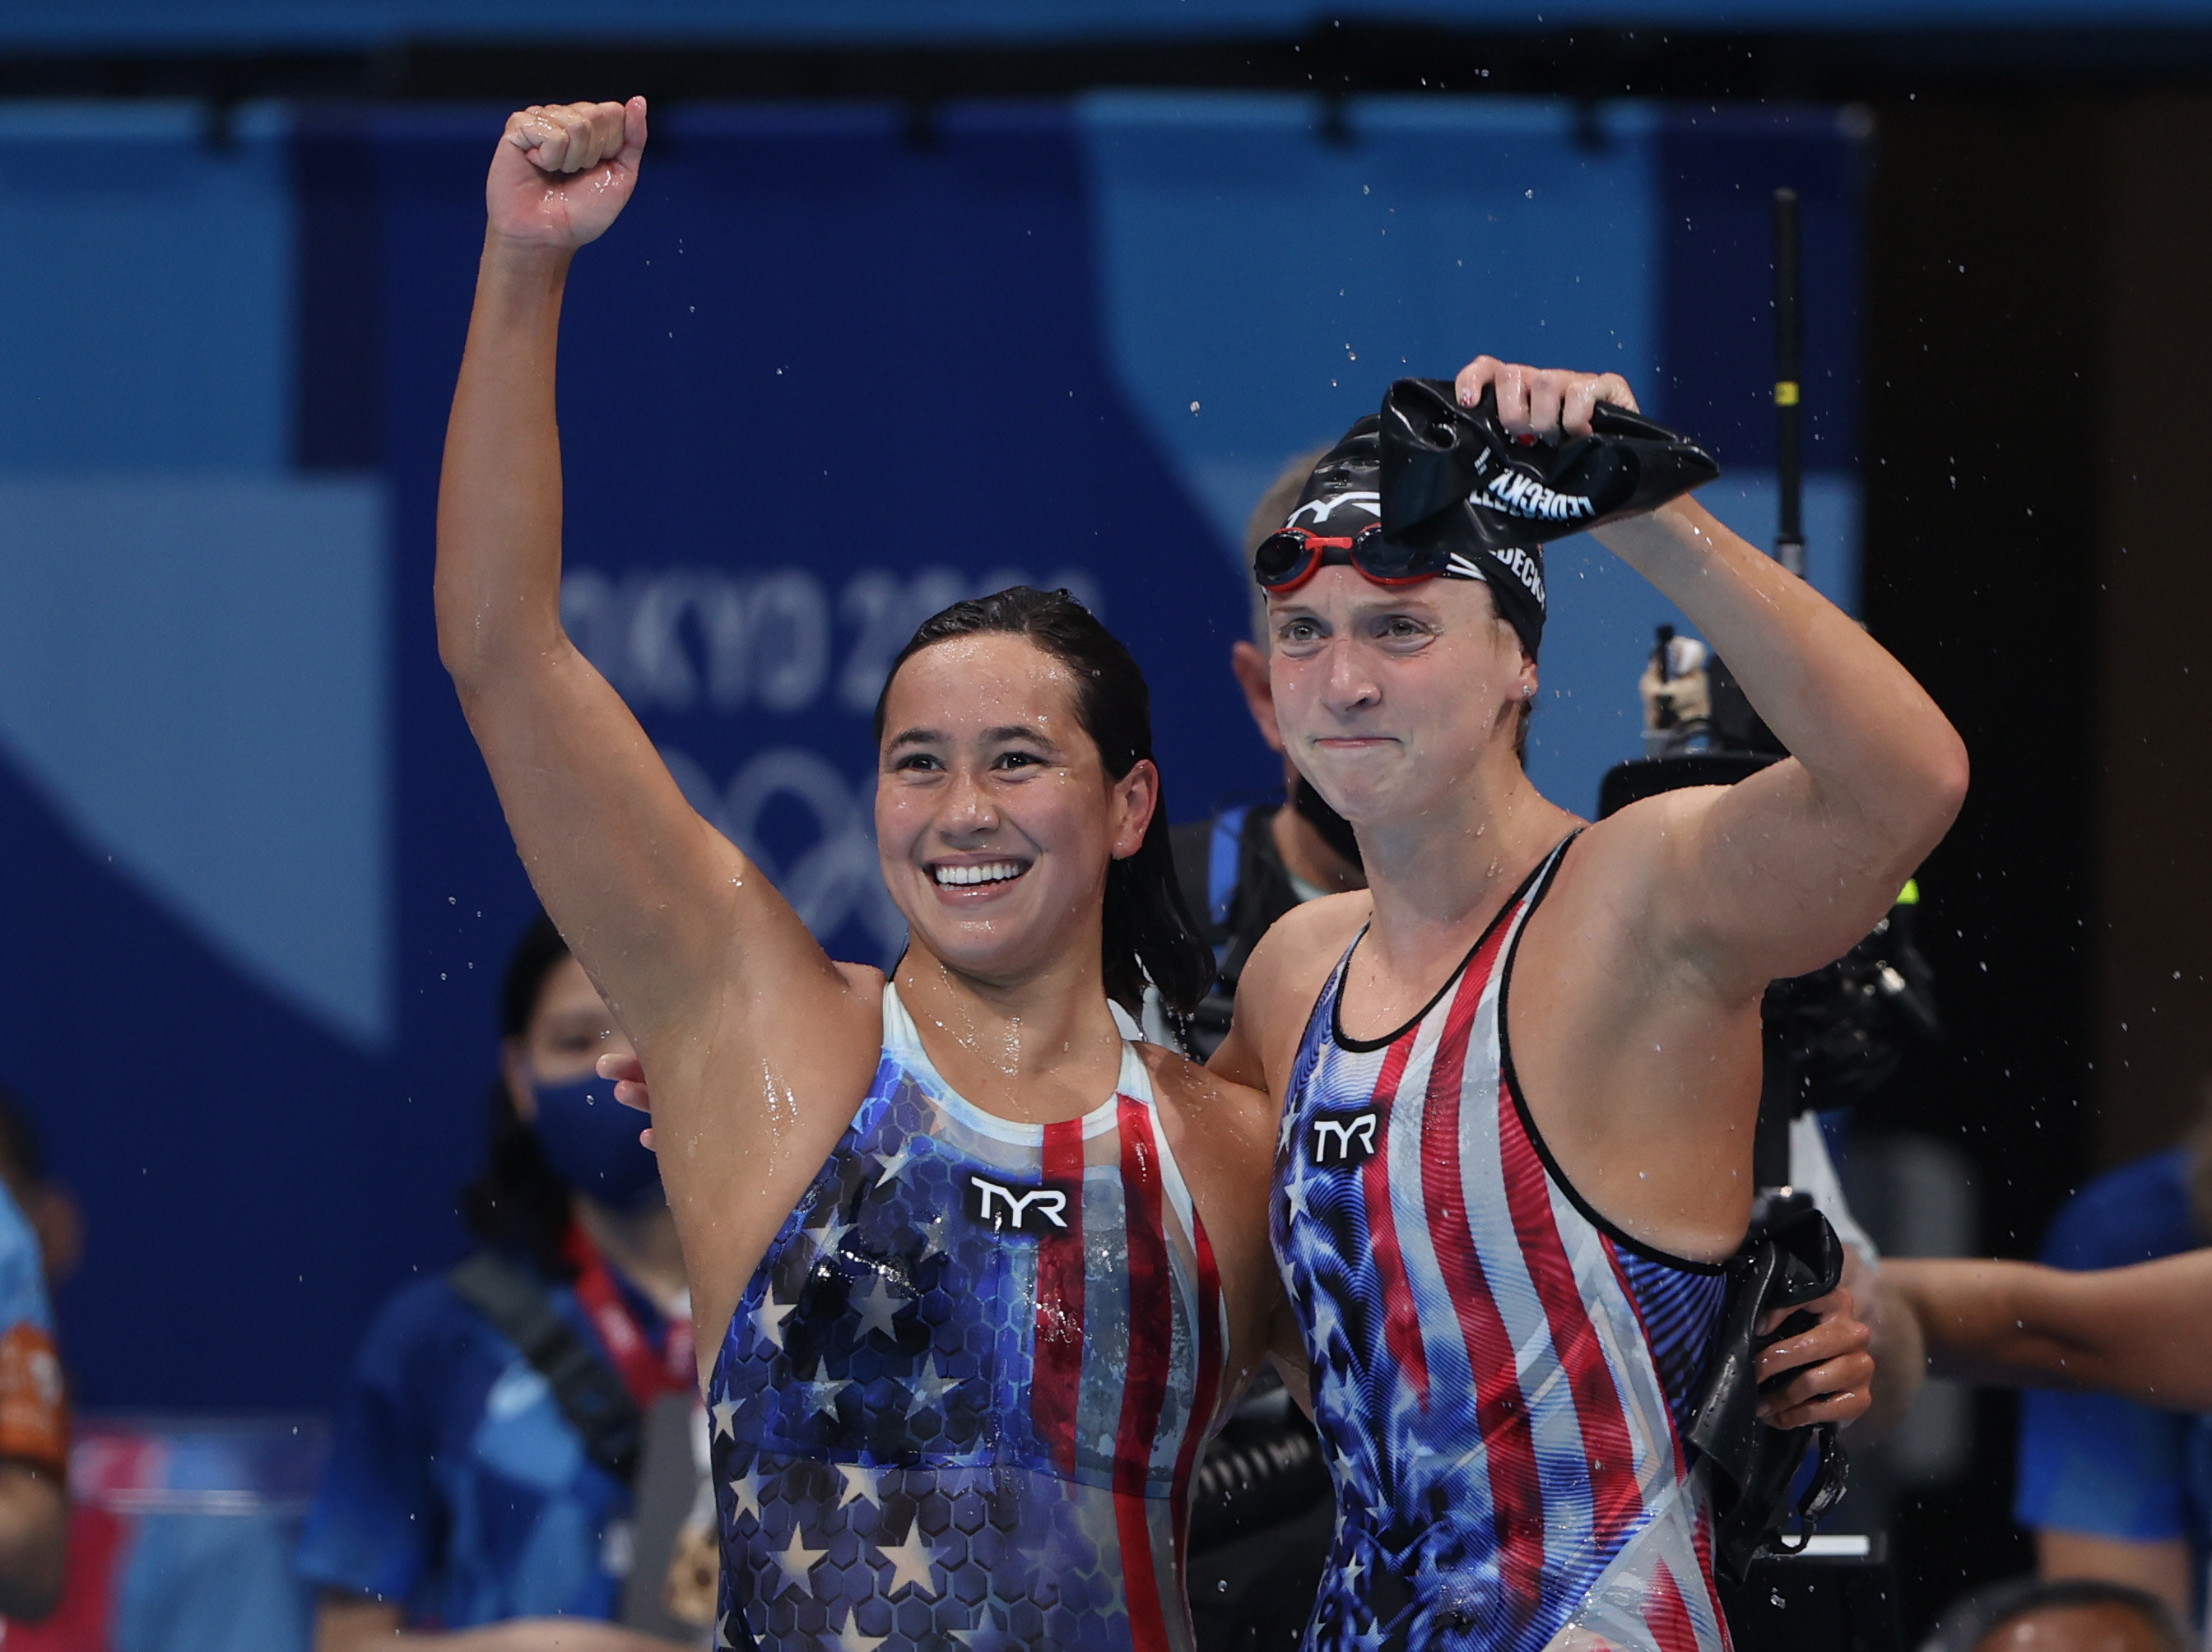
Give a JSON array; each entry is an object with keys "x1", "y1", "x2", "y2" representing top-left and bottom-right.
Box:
[{"x1": 1252, "y1": 523, "x2": 1450, "y2": 592}]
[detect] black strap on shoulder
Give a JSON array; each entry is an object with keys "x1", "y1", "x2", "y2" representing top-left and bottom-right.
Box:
[{"x1": 448, "y1": 1250, "x2": 644, "y2": 1486}]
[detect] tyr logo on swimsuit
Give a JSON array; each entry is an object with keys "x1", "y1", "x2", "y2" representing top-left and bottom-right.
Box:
[
  {"x1": 964, "y1": 1175, "x2": 1071, "y2": 1232},
  {"x1": 1308, "y1": 1111, "x2": 1381, "y2": 1167}
]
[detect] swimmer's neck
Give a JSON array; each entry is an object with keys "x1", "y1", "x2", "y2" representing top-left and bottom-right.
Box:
[
  {"x1": 574, "y1": 1194, "x2": 689, "y2": 1320},
  {"x1": 892, "y1": 943, "x2": 1130, "y2": 1127},
  {"x1": 1353, "y1": 756, "x2": 1578, "y2": 977}
]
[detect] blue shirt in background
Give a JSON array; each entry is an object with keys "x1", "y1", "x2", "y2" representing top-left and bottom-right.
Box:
[
  {"x1": 0, "y1": 1181, "x2": 52, "y2": 1343},
  {"x1": 295, "y1": 1270, "x2": 636, "y2": 1628},
  {"x1": 2015, "y1": 1148, "x2": 2212, "y2": 1599}
]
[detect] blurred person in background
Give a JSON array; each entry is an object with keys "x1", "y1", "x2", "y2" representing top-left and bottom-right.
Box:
[
  {"x1": 1171, "y1": 448, "x2": 1358, "y2": 1058},
  {"x1": 296, "y1": 914, "x2": 703, "y2": 1651},
  {"x1": 1918, "y1": 1577, "x2": 2186, "y2": 1652},
  {"x1": 0, "y1": 1085, "x2": 71, "y2": 1630},
  {"x1": 0, "y1": 1086, "x2": 318, "y2": 1652},
  {"x1": 2006, "y1": 1093, "x2": 2212, "y2": 1623}
]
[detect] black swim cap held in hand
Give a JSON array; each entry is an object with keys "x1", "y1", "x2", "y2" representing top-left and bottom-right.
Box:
[
  {"x1": 1375, "y1": 378, "x2": 1721, "y2": 658},
  {"x1": 1255, "y1": 382, "x2": 1715, "y2": 661}
]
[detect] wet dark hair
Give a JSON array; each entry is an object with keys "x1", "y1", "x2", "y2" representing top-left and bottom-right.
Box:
[
  {"x1": 872, "y1": 586, "x2": 1215, "y2": 1023},
  {"x1": 458, "y1": 912, "x2": 578, "y2": 1280}
]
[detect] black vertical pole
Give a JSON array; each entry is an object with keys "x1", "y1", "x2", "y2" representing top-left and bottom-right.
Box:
[{"x1": 1773, "y1": 186, "x2": 1805, "y2": 578}]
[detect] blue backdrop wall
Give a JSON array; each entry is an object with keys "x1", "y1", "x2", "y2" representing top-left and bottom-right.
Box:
[{"x1": 0, "y1": 95, "x2": 1860, "y2": 1409}]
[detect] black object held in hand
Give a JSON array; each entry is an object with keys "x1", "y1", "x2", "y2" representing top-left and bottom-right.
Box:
[
  {"x1": 1685, "y1": 1192, "x2": 1850, "y2": 1581},
  {"x1": 1773, "y1": 187, "x2": 1805, "y2": 578}
]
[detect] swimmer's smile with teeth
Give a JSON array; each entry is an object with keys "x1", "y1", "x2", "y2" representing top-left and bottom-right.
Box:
[{"x1": 928, "y1": 857, "x2": 1033, "y2": 895}]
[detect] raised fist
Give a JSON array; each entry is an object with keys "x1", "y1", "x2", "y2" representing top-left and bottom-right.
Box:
[{"x1": 486, "y1": 98, "x2": 647, "y2": 252}]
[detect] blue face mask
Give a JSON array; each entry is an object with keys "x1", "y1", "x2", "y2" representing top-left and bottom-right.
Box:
[{"x1": 531, "y1": 1075, "x2": 663, "y2": 1211}]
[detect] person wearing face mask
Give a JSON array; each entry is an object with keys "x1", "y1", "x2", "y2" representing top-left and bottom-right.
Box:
[{"x1": 295, "y1": 915, "x2": 703, "y2": 1652}]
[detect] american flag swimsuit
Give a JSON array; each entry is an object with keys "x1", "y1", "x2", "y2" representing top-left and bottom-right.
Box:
[
  {"x1": 709, "y1": 981, "x2": 1228, "y2": 1651},
  {"x1": 1272, "y1": 835, "x2": 1732, "y2": 1652}
]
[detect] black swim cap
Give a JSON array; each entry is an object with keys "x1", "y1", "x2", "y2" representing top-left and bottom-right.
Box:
[
  {"x1": 1374, "y1": 378, "x2": 1721, "y2": 658},
  {"x1": 1267, "y1": 413, "x2": 1554, "y2": 661}
]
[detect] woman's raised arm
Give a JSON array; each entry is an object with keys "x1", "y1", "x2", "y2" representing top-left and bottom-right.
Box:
[{"x1": 435, "y1": 100, "x2": 882, "y2": 1341}]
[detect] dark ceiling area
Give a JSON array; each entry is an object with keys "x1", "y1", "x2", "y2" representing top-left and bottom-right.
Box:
[{"x1": 10, "y1": 20, "x2": 2212, "y2": 115}]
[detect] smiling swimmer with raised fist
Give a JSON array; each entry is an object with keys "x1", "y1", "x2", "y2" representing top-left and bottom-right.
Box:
[{"x1": 434, "y1": 98, "x2": 1287, "y2": 1652}]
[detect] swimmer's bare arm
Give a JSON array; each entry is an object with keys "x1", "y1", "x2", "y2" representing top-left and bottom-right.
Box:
[
  {"x1": 1458, "y1": 361, "x2": 1968, "y2": 997},
  {"x1": 436, "y1": 100, "x2": 880, "y2": 1348},
  {"x1": 1883, "y1": 1252, "x2": 2212, "y2": 1409},
  {"x1": 1141, "y1": 1048, "x2": 1290, "y2": 1417}
]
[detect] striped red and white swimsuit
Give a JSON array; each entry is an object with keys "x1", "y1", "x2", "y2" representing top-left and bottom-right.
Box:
[
  {"x1": 1271, "y1": 835, "x2": 1731, "y2": 1652},
  {"x1": 709, "y1": 981, "x2": 1228, "y2": 1651}
]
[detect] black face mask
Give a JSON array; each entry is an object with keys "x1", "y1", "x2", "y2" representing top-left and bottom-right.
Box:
[{"x1": 1293, "y1": 777, "x2": 1364, "y2": 873}]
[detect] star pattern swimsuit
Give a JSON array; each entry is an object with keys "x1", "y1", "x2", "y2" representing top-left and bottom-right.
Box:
[
  {"x1": 709, "y1": 982, "x2": 1229, "y2": 1651},
  {"x1": 1272, "y1": 836, "x2": 1732, "y2": 1652}
]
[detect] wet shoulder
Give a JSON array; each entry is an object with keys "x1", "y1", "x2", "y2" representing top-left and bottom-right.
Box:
[
  {"x1": 1143, "y1": 1042, "x2": 1276, "y2": 1171},
  {"x1": 1242, "y1": 891, "x2": 1370, "y2": 1009},
  {"x1": 1565, "y1": 787, "x2": 1708, "y2": 909}
]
